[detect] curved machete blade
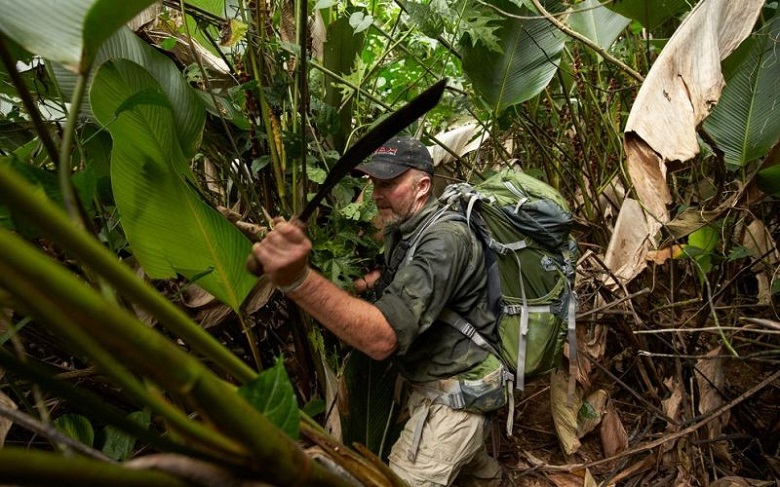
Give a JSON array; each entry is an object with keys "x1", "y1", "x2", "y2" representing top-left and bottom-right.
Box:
[{"x1": 297, "y1": 78, "x2": 447, "y2": 222}]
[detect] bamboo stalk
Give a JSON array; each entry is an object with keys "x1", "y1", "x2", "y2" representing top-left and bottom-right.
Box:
[
  {"x1": 0, "y1": 448, "x2": 191, "y2": 487},
  {"x1": 0, "y1": 165, "x2": 256, "y2": 384},
  {"x1": 0, "y1": 228, "x2": 350, "y2": 486},
  {"x1": 0, "y1": 236, "x2": 248, "y2": 459},
  {"x1": 58, "y1": 72, "x2": 89, "y2": 226}
]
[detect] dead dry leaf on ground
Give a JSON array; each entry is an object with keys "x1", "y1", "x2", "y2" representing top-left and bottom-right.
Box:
[
  {"x1": 0, "y1": 390, "x2": 17, "y2": 446},
  {"x1": 661, "y1": 377, "x2": 685, "y2": 427},
  {"x1": 646, "y1": 244, "x2": 685, "y2": 265},
  {"x1": 546, "y1": 469, "x2": 599, "y2": 487},
  {"x1": 696, "y1": 346, "x2": 731, "y2": 462},
  {"x1": 551, "y1": 368, "x2": 583, "y2": 455},
  {"x1": 600, "y1": 399, "x2": 628, "y2": 457},
  {"x1": 742, "y1": 219, "x2": 780, "y2": 305},
  {"x1": 602, "y1": 198, "x2": 650, "y2": 288},
  {"x1": 710, "y1": 477, "x2": 777, "y2": 487},
  {"x1": 577, "y1": 389, "x2": 607, "y2": 438}
]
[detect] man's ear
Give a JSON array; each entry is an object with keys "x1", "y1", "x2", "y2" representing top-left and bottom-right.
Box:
[{"x1": 417, "y1": 175, "x2": 432, "y2": 198}]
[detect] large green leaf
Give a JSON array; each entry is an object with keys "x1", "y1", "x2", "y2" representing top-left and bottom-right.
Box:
[
  {"x1": 90, "y1": 59, "x2": 256, "y2": 310},
  {"x1": 340, "y1": 352, "x2": 399, "y2": 458},
  {"x1": 703, "y1": 12, "x2": 780, "y2": 168},
  {"x1": 568, "y1": 0, "x2": 630, "y2": 51},
  {"x1": 460, "y1": 0, "x2": 566, "y2": 115},
  {"x1": 55, "y1": 27, "x2": 206, "y2": 157},
  {"x1": 238, "y1": 358, "x2": 300, "y2": 440},
  {"x1": 0, "y1": 0, "x2": 156, "y2": 73},
  {"x1": 598, "y1": 0, "x2": 690, "y2": 30}
]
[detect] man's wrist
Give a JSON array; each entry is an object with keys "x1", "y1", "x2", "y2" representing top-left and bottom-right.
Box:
[{"x1": 277, "y1": 266, "x2": 311, "y2": 294}]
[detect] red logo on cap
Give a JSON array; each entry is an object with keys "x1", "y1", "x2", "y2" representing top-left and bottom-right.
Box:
[{"x1": 374, "y1": 146, "x2": 398, "y2": 156}]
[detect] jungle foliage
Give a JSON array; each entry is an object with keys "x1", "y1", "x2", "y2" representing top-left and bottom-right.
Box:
[{"x1": 0, "y1": 0, "x2": 778, "y2": 485}]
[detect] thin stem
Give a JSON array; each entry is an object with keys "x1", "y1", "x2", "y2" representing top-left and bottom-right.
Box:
[
  {"x1": 58, "y1": 72, "x2": 89, "y2": 226},
  {"x1": 524, "y1": 0, "x2": 644, "y2": 82}
]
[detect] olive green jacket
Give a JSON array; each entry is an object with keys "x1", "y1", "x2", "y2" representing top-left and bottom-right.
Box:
[{"x1": 374, "y1": 198, "x2": 497, "y2": 382}]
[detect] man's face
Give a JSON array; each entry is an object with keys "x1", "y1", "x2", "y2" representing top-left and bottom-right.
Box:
[{"x1": 371, "y1": 169, "x2": 428, "y2": 227}]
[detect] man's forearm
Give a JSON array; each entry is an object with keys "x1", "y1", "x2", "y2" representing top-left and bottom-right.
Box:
[{"x1": 286, "y1": 269, "x2": 397, "y2": 360}]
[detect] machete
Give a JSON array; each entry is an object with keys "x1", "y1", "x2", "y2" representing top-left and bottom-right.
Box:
[
  {"x1": 298, "y1": 77, "x2": 447, "y2": 222},
  {"x1": 246, "y1": 78, "x2": 447, "y2": 276}
]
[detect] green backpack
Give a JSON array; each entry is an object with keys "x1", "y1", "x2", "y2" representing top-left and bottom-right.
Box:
[{"x1": 408, "y1": 168, "x2": 578, "y2": 392}]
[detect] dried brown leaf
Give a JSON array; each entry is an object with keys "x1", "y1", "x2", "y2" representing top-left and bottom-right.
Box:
[
  {"x1": 661, "y1": 377, "x2": 685, "y2": 426},
  {"x1": 743, "y1": 219, "x2": 780, "y2": 304},
  {"x1": 600, "y1": 399, "x2": 628, "y2": 457},
  {"x1": 695, "y1": 346, "x2": 731, "y2": 463},
  {"x1": 602, "y1": 198, "x2": 651, "y2": 288},
  {"x1": 646, "y1": 245, "x2": 685, "y2": 265},
  {"x1": 546, "y1": 472, "x2": 585, "y2": 487},
  {"x1": 0, "y1": 389, "x2": 17, "y2": 446},
  {"x1": 624, "y1": 0, "x2": 763, "y2": 223},
  {"x1": 550, "y1": 368, "x2": 582, "y2": 455},
  {"x1": 577, "y1": 389, "x2": 607, "y2": 438},
  {"x1": 429, "y1": 122, "x2": 488, "y2": 167},
  {"x1": 181, "y1": 285, "x2": 217, "y2": 309}
]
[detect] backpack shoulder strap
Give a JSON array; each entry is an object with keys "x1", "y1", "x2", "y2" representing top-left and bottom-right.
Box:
[
  {"x1": 438, "y1": 308, "x2": 501, "y2": 358},
  {"x1": 404, "y1": 206, "x2": 465, "y2": 264}
]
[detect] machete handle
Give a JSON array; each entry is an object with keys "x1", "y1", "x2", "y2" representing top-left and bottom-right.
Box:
[{"x1": 244, "y1": 218, "x2": 307, "y2": 277}]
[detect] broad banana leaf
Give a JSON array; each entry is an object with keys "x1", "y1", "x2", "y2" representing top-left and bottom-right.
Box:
[
  {"x1": 55, "y1": 27, "x2": 206, "y2": 158},
  {"x1": 703, "y1": 11, "x2": 780, "y2": 169},
  {"x1": 623, "y1": 0, "x2": 764, "y2": 225},
  {"x1": 0, "y1": 0, "x2": 156, "y2": 73},
  {"x1": 90, "y1": 59, "x2": 256, "y2": 310},
  {"x1": 612, "y1": 0, "x2": 764, "y2": 288},
  {"x1": 568, "y1": 0, "x2": 630, "y2": 52},
  {"x1": 599, "y1": 0, "x2": 690, "y2": 30},
  {"x1": 460, "y1": 0, "x2": 566, "y2": 115}
]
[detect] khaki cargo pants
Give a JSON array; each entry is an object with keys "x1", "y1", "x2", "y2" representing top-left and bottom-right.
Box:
[{"x1": 388, "y1": 390, "x2": 501, "y2": 487}]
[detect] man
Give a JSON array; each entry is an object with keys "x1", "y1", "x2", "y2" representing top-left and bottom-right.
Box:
[{"x1": 249, "y1": 136, "x2": 507, "y2": 486}]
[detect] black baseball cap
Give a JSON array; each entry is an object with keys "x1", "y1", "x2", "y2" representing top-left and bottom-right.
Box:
[{"x1": 353, "y1": 136, "x2": 434, "y2": 180}]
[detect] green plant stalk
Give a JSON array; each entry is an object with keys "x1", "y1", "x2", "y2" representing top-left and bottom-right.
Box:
[
  {"x1": 293, "y1": 0, "x2": 308, "y2": 216},
  {"x1": 0, "y1": 165, "x2": 256, "y2": 384},
  {"x1": 683, "y1": 247, "x2": 739, "y2": 357},
  {"x1": 0, "y1": 229, "x2": 349, "y2": 486},
  {"x1": 245, "y1": 3, "x2": 287, "y2": 210},
  {"x1": 0, "y1": 236, "x2": 248, "y2": 459},
  {"x1": 0, "y1": 448, "x2": 191, "y2": 487},
  {"x1": 58, "y1": 72, "x2": 89, "y2": 227}
]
